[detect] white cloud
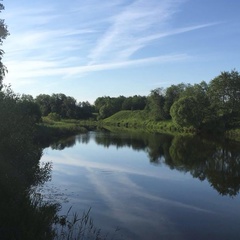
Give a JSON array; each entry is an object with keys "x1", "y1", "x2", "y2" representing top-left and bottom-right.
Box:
[
  {"x1": 87, "y1": 0, "x2": 184, "y2": 63},
  {"x1": 5, "y1": 54, "x2": 189, "y2": 86},
  {"x1": 2, "y1": 0, "x2": 218, "y2": 92}
]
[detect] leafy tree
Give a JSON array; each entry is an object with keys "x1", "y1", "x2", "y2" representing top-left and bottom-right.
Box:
[
  {"x1": 99, "y1": 102, "x2": 115, "y2": 119},
  {"x1": 35, "y1": 93, "x2": 93, "y2": 119},
  {"x1": 62, "y1": 95, "x2": 77, "y2": 118},
  {"x1": 19, "y1": 96, "x2": 42, "y2": 123},
  {"x1": 94, "y1": 96, "x2": 109, "y2": 111},
  {"x1": 146, "y1": 88, "x2": 166, "y2": 120},
  {"x1": 208, "y1": 70, "x2": 240, "y2": 124},
  {"x1": 121, "y1": 95, "x2": 146, "y2": 110},
  {"x1": 0, "y1": 2, "x2": 9, "y2": 89},
  {"x1": 77, "y1": 101, "x2": 94, "y2": 119},
  {"x1": 35, "y1": 94, "x2": 52, "y2": 116},
  {"x1": 95, "y1": 96, "x2": 124, "y2": 119},
  {"x1": 122, "y1": 97, "x2": 132, "y2": 110},
  {"x1": 170, "y1": 96, "x2": 206, "y2": 129},
  {"x1": 0, "y1": 86, "x2": 39, "y2": 148},
  {"x1": 131, "y1": 95, "x2": 147, "y2": 110},
  {"x1": 163, "y1": 83, "x2": 186, "y2": 119}
]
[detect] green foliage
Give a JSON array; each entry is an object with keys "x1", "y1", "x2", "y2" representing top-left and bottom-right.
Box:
[
  {"x1": 30, "y1": 69, "x2": 240, "y2": 135},
  {"x1": 122, "y1": 95, "x2": 146, "y2": 110},
  {"x1": 0, "y1": 86, "x2": 39, "y2": 147},
  {"x1": 208, "y1": 70, "x2": 240, "y2": 124},
  {"x1": 95, "y1": 96, "x2": 124, "y2": 119},
  {"x1": 163, "y1": 83, "x2": 186, "y2": 119},
  {"x1": 0, "y1": 90, "x2": 58, "y2": 239},
  {"x1": 47, "y1": 112, "x2": 61, "y2": 121},
  {"x1": 170, "y1": 96, "x2": 205, "y2": 128},
  {"x1": 35, "y1": 93, "x2": 94, "y2": 120},
  {"x1": 19, "y1": 95, "x2": 42, "y2": 123},
  {"x1": 95, "y1": 95, "x2": 146, "y2": 119},
  {"x1": 146, "y1": 88, "x2": 166, "y2": 121},
  {"x1": 37, "y1": 118, "x2": 88, "y2": 145}
]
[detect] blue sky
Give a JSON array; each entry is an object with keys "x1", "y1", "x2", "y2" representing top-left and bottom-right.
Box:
[{"x1": 2, "y1": 0, "x2": 240, "y2": 103}]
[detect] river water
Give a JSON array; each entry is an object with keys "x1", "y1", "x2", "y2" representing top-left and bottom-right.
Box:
[{"x1": 40, "y1": 129, "x2": 240, "y2": 240}]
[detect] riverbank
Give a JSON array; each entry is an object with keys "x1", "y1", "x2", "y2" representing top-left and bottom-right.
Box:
[
  {"x1": 102, "y1": 110, "x2": 196, "y2": 134},
  {"x1": 102, "y1": 110, "x2": 240, "y2": 141},
  {"x1": 35, "y1": 117, "x2": 88, "y2": 145},
  {"x1": 36, "y1": 110, "x2": 240, "y2": 142}
]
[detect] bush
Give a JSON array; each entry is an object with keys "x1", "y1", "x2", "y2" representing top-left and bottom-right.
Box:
[{"x1": 47, "y1": 112, "x2": 61, "y2": 121}]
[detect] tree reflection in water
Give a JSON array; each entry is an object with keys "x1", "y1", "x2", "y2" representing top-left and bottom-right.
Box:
[
  {"x1": 19, "y1": 128, "x2": 240, "y2": 239},
  {"x1": 92, "y1": 128, "x2": 240, "y2": 197},
  {"x1": 169, "y1": 135, "x2": 240, "y2": 196},
  {"x1": 0, "y1": 137, "x2": 58, "y2": 239}
]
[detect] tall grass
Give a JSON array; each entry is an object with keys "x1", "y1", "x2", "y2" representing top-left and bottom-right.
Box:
[{"x1": 54, "y1": 207, "x2": 122, "y2": 240}]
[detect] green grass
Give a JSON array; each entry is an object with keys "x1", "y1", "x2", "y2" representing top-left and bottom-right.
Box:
[
  {"x1": 102, "y1": 110, "x2": 187, "y2": 134},
  {"x1": 36, "y1": 117, "x2": 88, "y2": 144}
]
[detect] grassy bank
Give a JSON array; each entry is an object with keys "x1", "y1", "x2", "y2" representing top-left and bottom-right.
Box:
[
  {"x1": 36, "y1": 111, "x2": 240, "y2": 142},
  {"x1": 35, "y1": 117, "x2": 88, "y2": 144},
  {"x1": 102, "y1": 110, "x2": 192, "y2": 134}
]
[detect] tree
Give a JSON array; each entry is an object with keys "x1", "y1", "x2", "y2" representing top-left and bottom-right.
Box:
[
  {"x1": 121, "y1": 95, "x2": 146, "y2": 111},
  {"x1": 0, "y1": 2, "x2": 9, "y2": 89},
  {"x1": 19, "y1": 94, "x2": 42, "y2": 123},
  {"x1": 146, "y1": 88, "x2": 166, "y2": 121},
  {"x1": 208, "y1": 70, "x2": 240, "y2": 121},
  {"x1": 122, "y1": 97, "x2": 132, "y2": 110},
  {"x1": 94, "y1": 96, "x2": 125, "y2": 119},
  {"x1": 131, "y1": 95, "x2": 146, "y2": 110},
  {"x1": 35, "y1": 94, "x2": 52, "y2": 116},
  {"x1": 170, "y1": 96, "x2": 206, "y2": 129},
  {"x1": 77, "y1": 101, "x2": 94, "y2": 119},
  {"x1": 163, "y1": 83, "x2": 186, "y2": 119}
]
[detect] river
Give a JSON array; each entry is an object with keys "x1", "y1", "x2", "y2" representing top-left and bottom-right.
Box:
[{"x1": 40, "y1": 129, "x2": 240, "y2": 240}]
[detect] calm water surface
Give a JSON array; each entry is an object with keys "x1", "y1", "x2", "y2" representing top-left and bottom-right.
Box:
[{"x1": 41, "y1": 130, "x2": 240, "y2": 240}]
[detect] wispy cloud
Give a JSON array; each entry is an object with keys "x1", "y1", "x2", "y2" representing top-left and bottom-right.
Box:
[
  {"x1": 5, "y1": 54, "x2": 189, "y2": 85},
  {"x1": 3, "y1": 0, "x2": 218, "y2": 91},
  {"x1": 87, "y1": 0, "x2": 181, "y2": 64}
]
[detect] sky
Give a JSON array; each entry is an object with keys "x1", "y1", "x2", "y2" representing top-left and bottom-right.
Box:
[{"x1": 1, "y1": 0, "x2": 240, "y2": 103}]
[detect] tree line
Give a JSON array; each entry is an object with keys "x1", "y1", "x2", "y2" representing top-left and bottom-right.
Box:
[
  {"x1": 94, "y1": 70, "x2": 240, "y2": 132},
  {"x1": 1, "y1": 69, "x2": 240, "y2": 134}
]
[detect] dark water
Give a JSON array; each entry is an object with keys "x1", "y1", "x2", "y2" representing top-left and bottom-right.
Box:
[
  {"x1": 41, "y1": 129, "x2": 240, "y2": 240},
  {"x1": 0, "y1": 133, "x2": 56, "y2": 239}
]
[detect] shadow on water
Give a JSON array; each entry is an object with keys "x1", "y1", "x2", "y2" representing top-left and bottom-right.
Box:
[
  {"x1": 0, "y1": 136, "x2": 58, "y2": 239},
  {"x1": 54, "y1": 127, "x2": 240, "y2": 198}
]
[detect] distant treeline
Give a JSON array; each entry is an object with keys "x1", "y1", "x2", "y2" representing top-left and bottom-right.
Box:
[
  {"x1": 94, "y1": 70, "x2": 240, "y2": 132},
  {"x1": 1, "y1": 69, "x2": 240, "y2": 133}
]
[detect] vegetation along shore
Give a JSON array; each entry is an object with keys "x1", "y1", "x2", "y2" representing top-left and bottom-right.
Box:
[{"x1": 2, "y1": 69, "x2": 240, "y2": 143}]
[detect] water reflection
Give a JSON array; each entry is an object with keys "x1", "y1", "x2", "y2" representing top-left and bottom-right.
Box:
[
  {"x1": 51, "y1": 129, "x2": 240, "y2": 197},
  {"x1": 50, "y1": 134, "x2": 91, "y2": 150},
  {"x1": 169, "y1": 135, "x2": 240, "y2": 196}
]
